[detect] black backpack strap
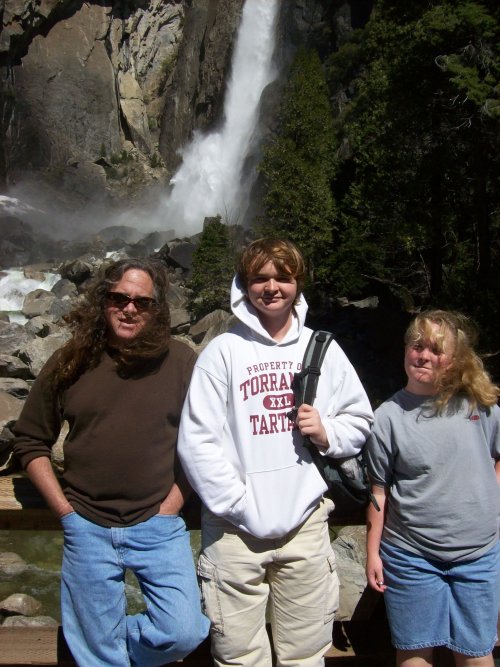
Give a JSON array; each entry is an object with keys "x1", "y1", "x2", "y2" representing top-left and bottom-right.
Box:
[{"x1": 301, "y1": 331, "x2": 335, "y2": 406}]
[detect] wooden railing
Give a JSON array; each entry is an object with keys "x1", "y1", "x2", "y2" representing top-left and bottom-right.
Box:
[{"x1": 0, "y1": 474, "x2": 497, "y2": 667}]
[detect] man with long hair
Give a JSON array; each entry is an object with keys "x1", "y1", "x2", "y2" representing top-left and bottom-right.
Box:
[{"x1": 13, "y1": 258, "x2": 209, "y2": 666}]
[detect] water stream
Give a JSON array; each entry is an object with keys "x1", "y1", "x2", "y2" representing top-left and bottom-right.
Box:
[{"x1": 0, "y1": 530, "x2": 201, "y2": 621}]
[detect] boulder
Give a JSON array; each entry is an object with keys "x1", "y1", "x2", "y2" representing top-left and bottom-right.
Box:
[
  {"x1": 51, "y1": 421, "x2": 69, "y2": 473},
  {"x1": 170, "y1": 306, "x2": 191, "y2": 334},
  {"x1": 18, "y1": 333, "x2": 70, "y2": 377},
  {"x1": 0, "y1": 216, "x2": 36, "y2": 268},
  {"x1": 331, "y1": 525, "x2": 368, "y2": 621},
  {"x1": 0, "y1": 378, "x2": 30, "y2": 399},
  {"x1": 0, "y1": 552, "x2": 28, "y2": 577},
  {"x1": 199, "y1": 314, "x2": 238, "y2": 347},
  {"x1": 189, "y1": 309, "x2": 232, "y2": 344},
  {"x1": 166, "y1": 241, "x2": 196, "y2": 272},
  {"x1": 51, "y1": 279, "x2": 78, "y2": 300},
  {"x1": 2, "y1": 615, "x2": 58, "y2": 627},
  {"x1": 0, "y1": 354, "x2": 33, "y2": 380},
  {"x1": 166, "y1": 282, "x2": 190, "y2": 309},
  {"x1": 333, "y1": 525, "x2": 367, "y2": 566},
  {"x1": 0, "y1": 391, "x2": 24, "y2": 430},
  {"x1": 0, "y1": 322, "x2": 34, "y2": 356},
  {"x1": 0, "y1": 593, "x2": 42, "y2": 617},
  {"x1": 24, "y1": 316, "x2": 65, "y2": 338},
  {"x1": 58, "y1": 258, "x2": 96, "y2": 285},
  {"x1": 333, "y1": 552, "x2": 367, "y2": 621},
  {"x1": 21, "y1": 289, "x2": 57, "y2": 319}
]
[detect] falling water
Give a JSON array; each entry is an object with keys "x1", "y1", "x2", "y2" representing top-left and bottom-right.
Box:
[{"x1": 162, "y1": 0, "x2": 281, "y2": 235}]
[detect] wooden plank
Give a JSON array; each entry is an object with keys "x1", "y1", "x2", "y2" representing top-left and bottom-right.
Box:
[
  {"x1": 0, "y1": 623, "x2": 391, "y2": 666},
  {"x1": 1, "y1": 623, "x2": 498, "y2": 667},
  {"x1": 0, "y1": 476, "x2": 47, "y2": 511},
  {"x1": 0, "y1": 627, "x2": 75, "y2": 666},
  {"x1": 0, "y1": 475, "x2": 365, "y2": 530}
]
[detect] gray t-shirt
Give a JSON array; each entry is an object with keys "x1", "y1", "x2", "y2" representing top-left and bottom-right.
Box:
[{"x1": 366, "y1": 390, "x2": 500, "y2": 562}]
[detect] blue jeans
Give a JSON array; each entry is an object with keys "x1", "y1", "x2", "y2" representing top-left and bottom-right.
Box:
[
  {"x1": 61, "y1": 512, "x2": 210, "y2": 667},
  {"x1": 381, "y1": 540, "x2": 500, "y2": 656}
]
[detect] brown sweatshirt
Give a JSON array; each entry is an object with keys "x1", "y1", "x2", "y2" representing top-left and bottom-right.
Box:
[{"x1": 13, "y1": 340, "x2": 197, "y2": 527}]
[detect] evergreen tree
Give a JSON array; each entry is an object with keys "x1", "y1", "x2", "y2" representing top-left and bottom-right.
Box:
[
  {"x1": 188, "y1": 217, "x2": 238, "y2": 319},
  {"x1": 325, "y1": 0, "x2": 500, "y2": 342},
  {"x1": 259, "y1": 48, "x2": 336, "y2": 290}
]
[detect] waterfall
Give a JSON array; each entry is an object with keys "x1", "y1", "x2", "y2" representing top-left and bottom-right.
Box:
[
  {"x1": 0, "y1": 270, "x2": 60, "y2": 323},
  {"x1": 162, "y1": 0, "x2": 281, "y2": 236}
]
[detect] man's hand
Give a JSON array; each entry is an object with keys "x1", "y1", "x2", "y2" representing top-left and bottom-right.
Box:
[{"x1": 158, "y1": 482, "x2": 185, "y2": 515}]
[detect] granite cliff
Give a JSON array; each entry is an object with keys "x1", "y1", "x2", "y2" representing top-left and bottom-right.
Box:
[{"x1": 0, "y1": 0, "x2": 367, "y2": 227}]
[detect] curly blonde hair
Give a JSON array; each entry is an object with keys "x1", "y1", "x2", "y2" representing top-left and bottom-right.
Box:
[
  {"x1": 51, "y1": 258, "x2": 171, "y2": 389},
  {"x1": 405, "y1": 309, "x2": 499, "y2": 410}
]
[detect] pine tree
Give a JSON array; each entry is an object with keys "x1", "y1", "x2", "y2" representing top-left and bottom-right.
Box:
[
  {"x1": 326, "y1": 0, "x2": 500, "y2": 328},
  {"x1": 259, "y1": 48, "x2": 336, "y2": 290},
  {"x1": 187, "y1": 217, "x2": 239, "y2": 319}
]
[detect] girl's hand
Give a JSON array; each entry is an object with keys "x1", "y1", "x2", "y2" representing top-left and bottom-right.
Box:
[{"x1": 366, "y1": 553, "x2": 387, "y2": 593}]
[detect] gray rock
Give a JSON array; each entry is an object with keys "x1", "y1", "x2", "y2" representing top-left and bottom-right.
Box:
[
  {"x1": 331, "y1": 525, "x2": 368, "y2": 620},
  {"x1": 51, "y1": 422, "x2": 69, "y2": 473},
  {"x1": 51, "y1": 279, "x2": 78, "y2": 300},
  {"x1": 0, "y1": 322, "x2": 34, "y2": 356},
  {"x1": 0, "y1": 593, "x2": 42, "y2": 617},
  {"x1": 170, "y1": 306, "x2": 191, "y2": 334},
  {"x1": 200, "y1": 314, "x2": 238, "y2": 347},
  {"x1": 0, "y1": 391, "x2": 24, "y2": 430},
  {"x1": 0, "y1": 354, "x2": 33, "y2": 380},
  {"x1": 58, "y1": 258, "x2": 96, "y2": 286},
  {"x1": 160, "y1": 0, "x2": 245, "y2": 172},
  {"x1": 93, "y1": 226, "x2": 145, "y2": 245},
  {"x1": 167, "y1": 241, "x2": 196, "y2": 271},
  {"x1": 18, "y1": 332, "x2": 70, "y2": 377},
  {"x1": 24, "y1": 316, "x2": 65, "y2": 338},
  {"x1": 189, "y1": 309, "x2": 232, "y2": 344},
  {"x1": 334, "y1": 552, "x2": 367, "y2": 621},
  {"x1": 2, "y1": 615, "x2": 58, "y2": 627},
  {"x1": 333, "y1": 525, "x2": 367, "y2": 566},
  {"x1": 0, "y1": 377, "x2": 30, "y2": 399},
  {"x1": 167, "y1": 282, "x2": 190, "y2": 309},
  {"x1": 21, "y1": 289, "x2": 57, "y2": 319},
  {"x1": 0, "y1": 552, "x2": 28, "y2": 576}
]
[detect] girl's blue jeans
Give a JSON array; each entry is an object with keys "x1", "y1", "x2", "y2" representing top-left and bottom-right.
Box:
[{"x1": 60, "y1": 511, "x2": 209, "y2": 667}]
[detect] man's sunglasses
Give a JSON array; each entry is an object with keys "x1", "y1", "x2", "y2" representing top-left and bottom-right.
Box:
[{"x1": 106, "y1": 292, "x2": 157, "y2": 312}]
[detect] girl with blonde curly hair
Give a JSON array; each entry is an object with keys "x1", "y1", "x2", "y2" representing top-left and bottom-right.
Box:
[{"x1": 366, "y1": 309, "x2": 500, "y2": 667}]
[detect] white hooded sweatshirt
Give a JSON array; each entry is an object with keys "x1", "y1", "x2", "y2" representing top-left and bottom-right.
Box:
[{"x1": 178, "y1": 277, "x2": 373, "y2": 539}]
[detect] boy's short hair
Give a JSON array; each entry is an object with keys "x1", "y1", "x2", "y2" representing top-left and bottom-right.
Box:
[{"x1": 237, "y1": 238, "x2": 306, "y2": 295}]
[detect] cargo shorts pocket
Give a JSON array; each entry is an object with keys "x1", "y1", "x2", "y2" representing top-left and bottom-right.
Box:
[
  {"x1": 324, "y1": 553, "x2": 340, "y2": 624},
  {"x1": 197, "y1": 553, "x2": 224, "y2": 636}
]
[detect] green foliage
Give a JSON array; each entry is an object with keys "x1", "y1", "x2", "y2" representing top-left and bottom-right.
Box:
[
  {"x1": 323, "y1": 0, "x2": 500, "y2": 341},
  {"x1": 258, "y1": 48, "x2": 336, "y2": 290},
  {"x1": 188, "y1": 217, "x2": 238, "y2": 319},
  {"x1": 110, "y1": 150, "x2": 132, "y2": 165},
  {"x1": 254, "y1": 0, "x2": 499, "y2": 354}
]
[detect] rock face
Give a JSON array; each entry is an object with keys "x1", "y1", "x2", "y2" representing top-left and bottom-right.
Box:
[
  {"x1": 0, "y1": 0, "x2": 247, "y2": 204},
  {"x1": 159, "y1": 0, "x2": 245, "y2": 173},
  {"x1": 0, "y1": 0, "x2": 360, "y2": 217}
]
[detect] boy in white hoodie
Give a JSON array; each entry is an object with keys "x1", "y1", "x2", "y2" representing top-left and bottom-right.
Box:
[{"x1": 178, "y1": 238, "x2": 373, "y2": 667}]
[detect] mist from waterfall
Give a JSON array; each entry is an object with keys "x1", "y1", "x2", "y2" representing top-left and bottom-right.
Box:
[{"x1": 162, "y1": 0, "x2": 281, "y2": 236}]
